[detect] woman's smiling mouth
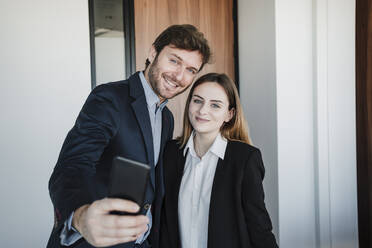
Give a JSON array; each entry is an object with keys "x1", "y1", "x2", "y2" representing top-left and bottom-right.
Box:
[{"x1": 195, "y1": 116, "x2": 209, "y2": 122}]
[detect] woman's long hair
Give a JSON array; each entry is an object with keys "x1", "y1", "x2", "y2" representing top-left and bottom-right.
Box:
[{"x1": 177, "y1": 73, "x2": 252, "y2": 147}]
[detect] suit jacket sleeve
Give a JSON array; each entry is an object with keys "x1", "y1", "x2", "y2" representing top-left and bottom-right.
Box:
[
  {"x1": 242, "y1": 149, "x2": 278, "y2": 248},
  {"x1": 48, "y1": 84, "x2": 121, "y2": 233}
]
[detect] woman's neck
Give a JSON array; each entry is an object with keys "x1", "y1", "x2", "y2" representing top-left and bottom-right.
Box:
[{"x1": 193, "y1": 131, "x2": 219, "y2": 158}]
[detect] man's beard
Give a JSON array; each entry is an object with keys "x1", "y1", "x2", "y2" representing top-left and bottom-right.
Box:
[
  {"x1": 148, "y1": 57, "x2": 163, "y2": 98},
  {"x1": 147, "y1": 57, "x2": 191, "y2": 100}
]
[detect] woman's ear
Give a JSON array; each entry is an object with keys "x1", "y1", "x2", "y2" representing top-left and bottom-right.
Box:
[
  {"x1": 225, "y1": 108, "x2": 235, "y2": 123},
  {"x1": 147, "y1": 45, "x2": 157, "y2": 64}
]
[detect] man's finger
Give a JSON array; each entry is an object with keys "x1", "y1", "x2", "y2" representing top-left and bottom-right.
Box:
[
  {"x1": 95, "y1": 198, "x2": 140, "y2": 213},
  {"x1": 101, "y1": 214, "x2": 149, "y2": 229},
  {"x1": 100, "y1": 224, "x2": 148, "y2": 238},
  {"x1": 92, "y1": 236, "x2": 138, "y2": 247}
]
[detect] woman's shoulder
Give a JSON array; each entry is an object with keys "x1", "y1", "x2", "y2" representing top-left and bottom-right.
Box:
[
  {"x1": 227, "y1": 140, "x2": 259, "y2": 153},
  {"x1": 164, "y1": 139, "x2": 183, "y2": 154},
  {"x1": 226, "y1": 141, "x2": 265, "y2": 174},
  {"x1": 226, "y1": 140, "x2": 262, "y2": 161},
  {"x1": 165, "y1": 139, "x2": 180, "y2": 147}
]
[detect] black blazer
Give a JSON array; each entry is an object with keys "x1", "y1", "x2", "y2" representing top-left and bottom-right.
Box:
[
  {"x1": 47, "y1": 72, "x2": 174, "y2": 248},
  {"x1": 160, "y1": 140, "x2": 278, "y2": 248}
]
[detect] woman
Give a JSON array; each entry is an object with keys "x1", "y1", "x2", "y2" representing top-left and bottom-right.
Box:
[{"x1": 160, "y1": 73, "x2": 278, "y2": 248}]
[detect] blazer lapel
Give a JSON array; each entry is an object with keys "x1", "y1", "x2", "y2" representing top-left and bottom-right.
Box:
[
  {"x1": 159, "y1": 111, "x2": 170, "y2": 165},
  {"x1": 169, "y1": 147, "x2": 186, "y2": 248},
  {"x1": 128, "y1": 73, "x2": 156, "y2": 190},
  {"x1": 156, "y1": 111, "x2": 170, "y2": 196},
  {"x1": 207, "y1": 145, "x2": 230, "y2": 248}
]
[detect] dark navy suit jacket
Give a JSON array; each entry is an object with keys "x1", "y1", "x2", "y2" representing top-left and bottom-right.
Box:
[{"x1": 47, "y1": 72, "x2": 174, "y2": 248}]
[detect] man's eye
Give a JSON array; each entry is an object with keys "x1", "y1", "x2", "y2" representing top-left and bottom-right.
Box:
[
  {"x1": 187, "y1": 68, "x2": 196, "y2": 74},
  {"x1": 170, "y1": 59, "x2": 177, "y2": 64}
]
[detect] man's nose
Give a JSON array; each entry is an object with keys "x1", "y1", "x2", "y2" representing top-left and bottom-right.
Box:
[{"x1": 174, "y1": 66, "x2": 185, "y2": 82}]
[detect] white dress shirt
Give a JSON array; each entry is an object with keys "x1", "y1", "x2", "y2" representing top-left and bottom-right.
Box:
[{"x1": 178, "y1": 132, "x2": 227, "y2": 248}]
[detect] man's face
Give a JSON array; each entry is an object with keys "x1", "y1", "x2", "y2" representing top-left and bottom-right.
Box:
[{"x1": 146, "y1": 45, "x2": 203, "y2": 102}]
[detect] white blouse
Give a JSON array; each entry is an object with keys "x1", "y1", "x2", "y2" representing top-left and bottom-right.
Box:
[{"x1": 178, "y1": 132, "x2": 227, "y2": 248}]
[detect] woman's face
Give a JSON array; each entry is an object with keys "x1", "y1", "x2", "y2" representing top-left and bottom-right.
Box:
[{"x1": 188, "y1": 82, "x2": 233, "y2": 137}]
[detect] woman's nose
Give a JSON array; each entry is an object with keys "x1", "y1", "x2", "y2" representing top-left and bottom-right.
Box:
[{"x1": 198, "y1": 103, "x2": 208, "y2": 114}]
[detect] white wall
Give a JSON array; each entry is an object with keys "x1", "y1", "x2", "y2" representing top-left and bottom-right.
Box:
[
  {"x1": 95, "y1": 34, "x2": 126, "y2": 85},
  {"x1": 326, "y1": 0, "x2": 358, "y2": 247},
  {"x1": 239, "y1": 0, "x2": 358, "y2": 247},
  {"x1": 0, "y1": 1, "x2": 91, "y2": 247},
  {"x1": 275, "y1": 0, "x2": 317, "y2": 247},
  {"x1": 238, "y1": 0, "x2": 279, "y2": 240}
]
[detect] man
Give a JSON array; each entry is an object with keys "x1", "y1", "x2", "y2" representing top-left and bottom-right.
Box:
[{"x1": 47, "y1": 24, "x2": 211, "y2": 248}]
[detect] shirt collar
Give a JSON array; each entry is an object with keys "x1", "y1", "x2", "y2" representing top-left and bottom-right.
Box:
[
  {"x1": 139, "y1": 71, "x2": 168, "y2": 111},
  {"x1": 183, "y1": 131, "x2": 227, "y2": 160}
]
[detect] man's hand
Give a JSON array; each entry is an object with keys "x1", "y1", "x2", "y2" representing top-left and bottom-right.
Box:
[{"x1": 72, "y1": 198, "x2": 149, "y2": 247}]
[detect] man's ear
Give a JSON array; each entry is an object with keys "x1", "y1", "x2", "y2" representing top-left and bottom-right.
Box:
[{"x1": 148, "y1": 45, "x2": 157, "y2": 64}]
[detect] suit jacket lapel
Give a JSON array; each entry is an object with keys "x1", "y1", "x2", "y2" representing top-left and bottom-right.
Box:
[
  {"x1": 207, "y1": 143, "x2": 230, "y2": 247},
  {"x1": 156, "y1": 111, "x2": 171, "y2": 195},
  {"x1": 159, "y1": 112, "x2": 169, "y2": 165},
  {"x1": 129, "y1": 73, "x2": 156, "y2": 189},
  {"x1": 175, "y1": 148, "x2": 186, "y2": 247},
  {"x1": 167, "y1": 146, "x2": 186, "y2": 248},
  {"x1": 208, "y1": 157, "x2": 227, "y2": 203}
]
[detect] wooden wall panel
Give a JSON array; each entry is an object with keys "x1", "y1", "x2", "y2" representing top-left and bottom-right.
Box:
[{"x1": 134, "y1": 0, "x2": 234, "y2": 137}]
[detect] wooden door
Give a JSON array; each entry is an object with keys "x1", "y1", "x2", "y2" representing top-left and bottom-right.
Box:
[{"x1": 134, "y1": 0, "x2": 235, "y2": 137}]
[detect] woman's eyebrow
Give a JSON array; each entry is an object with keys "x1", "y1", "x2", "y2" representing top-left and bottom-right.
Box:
[
  {"x1": 193, "y1": 94, "x2": 225, "y2": 104},
  {"x1": 193, "y1": 94, "x2": 204, "y2": 100}
]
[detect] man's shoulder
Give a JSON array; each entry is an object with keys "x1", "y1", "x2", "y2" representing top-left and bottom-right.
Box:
[
  {"x1": 93, "y1": 79, "x2": 130, "y2": 96},
  {"x1": 89, "y1": 72, "x2": 142, "y2": 103}
]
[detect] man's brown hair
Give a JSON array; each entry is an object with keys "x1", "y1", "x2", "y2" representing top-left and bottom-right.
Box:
[{"x1": 145, "y1": 24, "x2": 211, "y2": 71}]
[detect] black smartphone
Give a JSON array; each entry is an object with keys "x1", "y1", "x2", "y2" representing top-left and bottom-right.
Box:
[{"x1": 108, "y1": 156, "x2": 150, "y2": 215}]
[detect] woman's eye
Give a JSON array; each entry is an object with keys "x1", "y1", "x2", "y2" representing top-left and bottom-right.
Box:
[
  {"x1": 193, "y1": 99, "x2": 202, "y2": 104},
  {"x1": 211, "y1": 104, "x2": 221, "y2": 108},
  {"x1": 170, "y1": 58, "x2": 177, "y2": 64}
]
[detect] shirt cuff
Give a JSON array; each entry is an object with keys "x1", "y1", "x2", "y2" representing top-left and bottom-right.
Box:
[
  {"x1": 60, "y1": 211, "x2": 82, "y2": 246},
  {"x1": 135, "y1": 207, "x2": 152, "y2": 244}
]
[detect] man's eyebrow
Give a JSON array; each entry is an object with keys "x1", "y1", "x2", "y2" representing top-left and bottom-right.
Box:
[
  {"x1": 171, "y1": 53, "x2": 183, "y2": 62},
  {"x1": 171, "y1": 53, "x2": 199, "y2": 72}
]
